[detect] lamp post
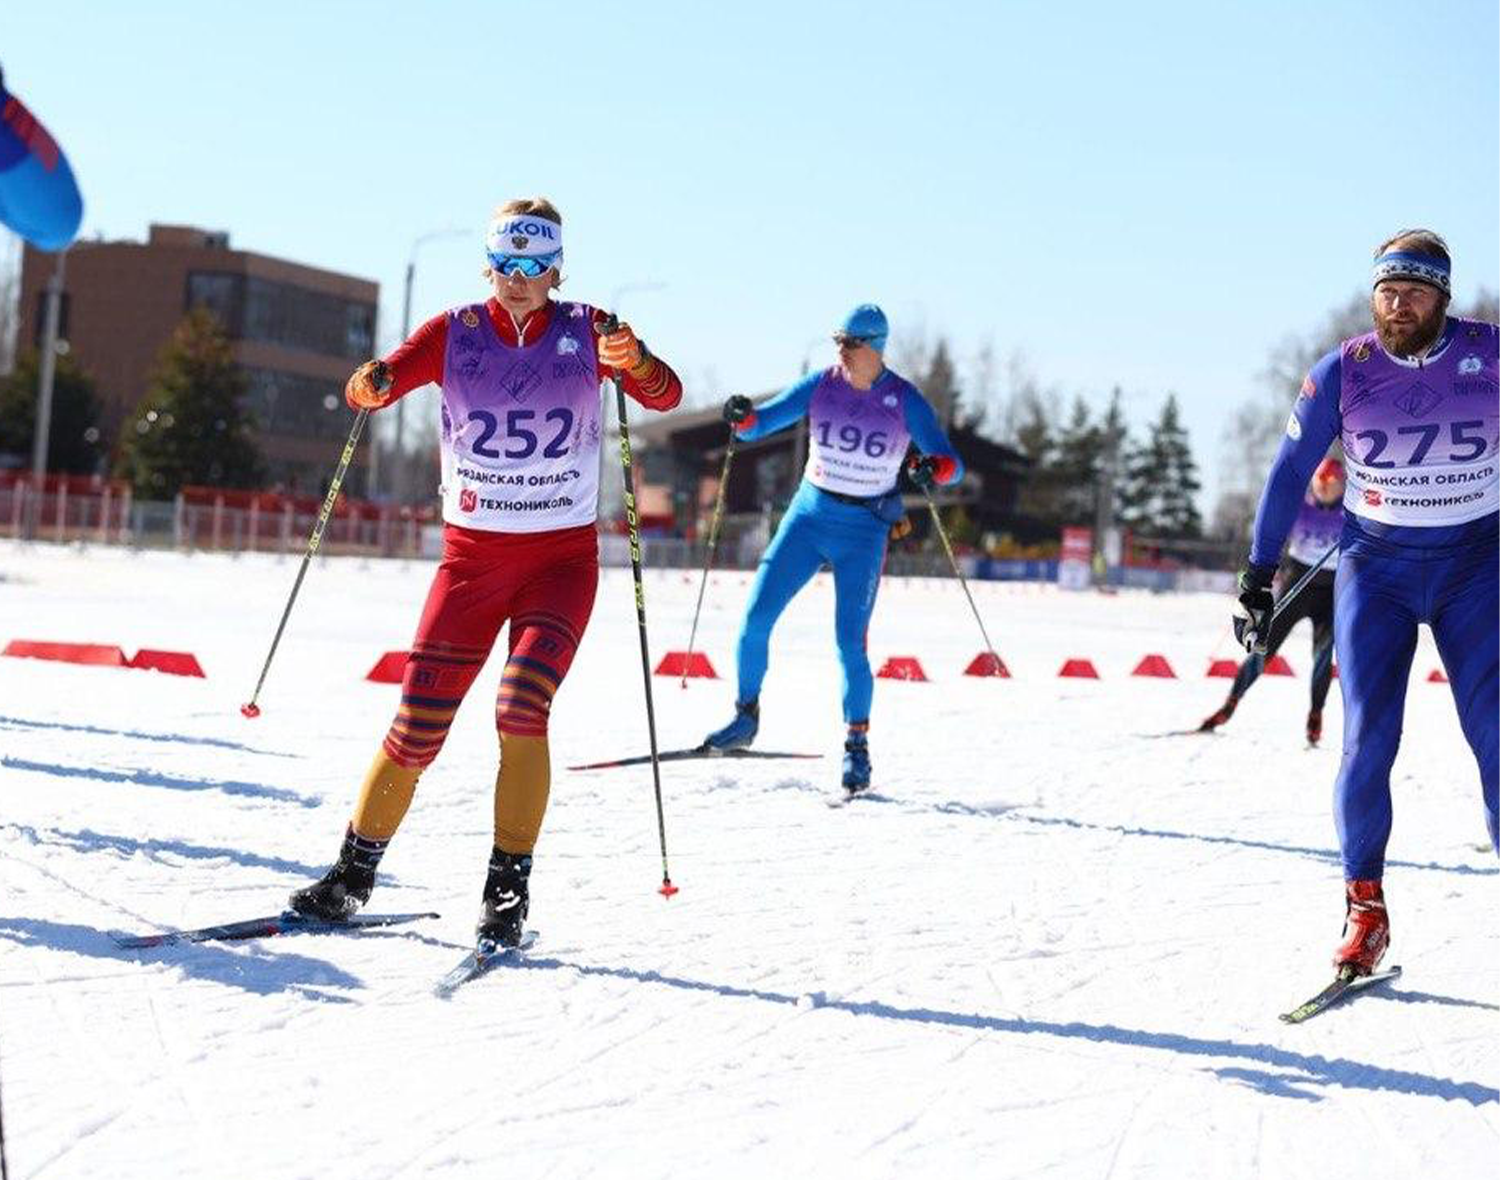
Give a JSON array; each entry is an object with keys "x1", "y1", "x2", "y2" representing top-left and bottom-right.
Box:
[
  {"x1": 383, "y1": 226, "x2": 468, "y2": 503},
  {"x1": 27, "y1": 249, "x2": 67, "y2": 539}
]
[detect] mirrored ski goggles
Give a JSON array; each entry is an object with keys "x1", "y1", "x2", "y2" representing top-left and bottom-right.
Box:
[{"x1": 487, "y1": 249, "x2": 562, "y2": 278}]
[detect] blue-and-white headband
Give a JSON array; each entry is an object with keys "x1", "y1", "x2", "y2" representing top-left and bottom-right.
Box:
[
  {"x1": 485, "y1": 215, "x2": 563, "y2": 267},
  {"x1": 1372, "y1": 251, "x2": 1450, "y2": 295}
]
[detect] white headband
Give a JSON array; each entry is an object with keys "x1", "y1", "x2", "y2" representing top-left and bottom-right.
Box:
[{"x1": 485, "y1": 215, "x2": 563, "y2": 262}]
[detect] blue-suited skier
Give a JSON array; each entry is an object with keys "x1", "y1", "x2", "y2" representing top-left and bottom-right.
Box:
[
  {"x1": 1236, "y1": 229, "x2": 1498, "y2": 975},
  {"x1": 700, "y1": 304, "x2": 964, "y2": 795}
]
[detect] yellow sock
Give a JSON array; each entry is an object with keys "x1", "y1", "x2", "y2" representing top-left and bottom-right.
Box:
[
  {"x1": 493, "y1": 733, "x2": 551, "y2": 855},
  {"x1": 349, "y1": 751, "x2": 423, "y2": 841}
]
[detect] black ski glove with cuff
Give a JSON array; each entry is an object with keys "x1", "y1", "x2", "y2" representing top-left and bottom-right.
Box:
[{"x1": 1232, "y1": 563, "x2": 1277, "y2": 654}]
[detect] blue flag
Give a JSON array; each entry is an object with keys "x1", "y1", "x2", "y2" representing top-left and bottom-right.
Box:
[{"x1": 0, "y1": 71, "x2": 83, "y2": 251}]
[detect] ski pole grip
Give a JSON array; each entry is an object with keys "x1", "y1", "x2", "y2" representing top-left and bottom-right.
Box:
[{"x1": 371, "y1": 361, "x2": 393, "y2": 393}]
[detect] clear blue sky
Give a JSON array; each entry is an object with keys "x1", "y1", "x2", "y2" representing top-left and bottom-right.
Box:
[{"x1": 7, "y1": 0, "x2": 1498, "y2": 509}]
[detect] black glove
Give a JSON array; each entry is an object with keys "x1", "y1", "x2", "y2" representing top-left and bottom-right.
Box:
[
  {"x1": 1232, "y1": 563, "x2": 1277, "y2": 654},
  {"x1": 907, "y1": 454, "x2": 939, "y2": 490},
  {"x1": 722, "y1": 395, "x2": 754, "y2": 425}
]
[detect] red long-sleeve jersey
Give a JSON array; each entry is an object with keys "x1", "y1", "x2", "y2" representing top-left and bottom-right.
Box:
[{"x1": 377, "y1": 298, "x2": 682, "y2": 411}]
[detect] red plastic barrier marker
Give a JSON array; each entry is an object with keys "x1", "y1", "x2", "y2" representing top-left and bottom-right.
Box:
[
  {"x1": 1206, "y1": 659, "x2": 1239, "y2": 678},
  {"x1": 129, "y1": 649, "x2": 206, "y2": 678},
  {"x1": 1058, "y1": 658, "x2": 1099, "y2": 679},
  {"x1": 2, "y1": 640, "x2": 127, "y2": 667},
  {"x1": 877, "y1": 656, "x2": 928, "y2": 681},
  {"x1": 1428, "y1": 668, "x2": 1448, "y2": 683},
  {"x1": 1131, "y1": 654, "x2": 1176, "y2": 678},
  {"x1": 1264, "y1": 655, "x2": 1294, "y2": 676},
  {"x1": 654, "y1": 651, "x2": 718, "y2": 679},
  {"x1": 366, "y1": 651, "x2": 409, "y2": 683},
  {"x1": 964, "y1": 652, "x2": 1010, "y2": 678}
]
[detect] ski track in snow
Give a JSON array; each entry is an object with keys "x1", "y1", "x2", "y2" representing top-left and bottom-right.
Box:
[{"x1": 0, "y1": 541, "x2": 1496, "y2": 1180}]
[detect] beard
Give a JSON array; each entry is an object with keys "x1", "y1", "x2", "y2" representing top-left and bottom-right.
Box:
[{"x1": 1372, "y1": 297, "x2": 1447, "y2": 358}]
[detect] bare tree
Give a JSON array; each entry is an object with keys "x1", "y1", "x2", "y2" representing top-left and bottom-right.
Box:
[
  {"x1": 963, "y1": 337, "x2": 1000, "y2": 433},
  {"x1": 0, "y1": 235, "x2": 19, "y2": 375},
  {"x1": 1215, "y1": 291, "x2": 1367, "y2": 538}
]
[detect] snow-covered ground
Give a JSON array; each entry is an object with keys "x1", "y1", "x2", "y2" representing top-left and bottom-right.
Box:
[{"x1": 1, "y1": 539, "x2": 1495, "y2": 1180}]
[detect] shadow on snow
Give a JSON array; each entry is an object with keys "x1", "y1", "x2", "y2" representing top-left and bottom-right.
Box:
[
  {"x1": 0, "y1": 916, "x2": 362, "y2": 1001},
  {"x1": 910, "y1": 801, "x2": 1496, "y2": 879},
  {"x1": 2, "y1": 823, "x2": 324, "y2": 877},
  {"x1": 509, "y1": 955, "x2": 1498, "y2": 1106},
  {"x1": 1, "y1": 756, "x2": 320, "y2": 808},
  {"x1": 0, "y1": 714, "x2": 297, "y2": 758}
]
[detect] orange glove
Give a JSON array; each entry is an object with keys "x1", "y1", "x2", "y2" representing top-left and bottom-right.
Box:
[
  {"x1": 597, "y1": 323, "x2": 643, "y2": 372},
  {"x1": 345, "y1": 361, "x2": 393, "y2": 410}
]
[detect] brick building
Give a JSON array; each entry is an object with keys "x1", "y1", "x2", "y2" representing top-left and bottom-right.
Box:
[{"x1": 18, "y1": 224, "x2": 378, "y2": 494}]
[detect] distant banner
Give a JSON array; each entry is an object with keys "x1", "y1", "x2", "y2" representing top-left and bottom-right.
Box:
[
  {"x1": 0, "y1": 70, "x2": 84, "y2": 250},
  {"x1": 1058, "y1": 526, "x2": 1093, "y2": 591}
]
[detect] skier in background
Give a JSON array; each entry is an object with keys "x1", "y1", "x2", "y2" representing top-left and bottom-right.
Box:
[
  {"x1": 1201, "y1": 456, "x2": 1345, "y2": 745},
  {"x1": 287, "y1": 198, "x2": 681, "y2": 948},
  {"x1": 700, "y1": 304, "x2": 964, "y2": 796},
  {"x1": 1234, "y1": 229, "x2": 1498, "y2": 976}
]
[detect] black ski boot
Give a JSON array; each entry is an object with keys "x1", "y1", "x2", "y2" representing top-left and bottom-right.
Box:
[
  {"x1": 477, "y1": 848, "x2": 532, "y2": 949},
  {"x1": 841, "y1": 728, "x2": 872, "y2": 794},
  {"x1": 287, "y1": 827, "x2": 386, "y2": 920}
]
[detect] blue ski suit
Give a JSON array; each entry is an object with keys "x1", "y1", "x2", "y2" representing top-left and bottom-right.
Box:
[
  {"x1": 1250, "y1": 318, "x2": 1498, "y2": 877},
  {"x1": 730, "y1": 365, "x2": 963, "y2": 725}
]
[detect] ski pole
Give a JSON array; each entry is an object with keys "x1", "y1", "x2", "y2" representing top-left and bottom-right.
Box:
[
  {"x1": 921, "y1": 487, "x2": 1004, "y2": 674},
  {"x1": 597, "y1": 317, "x2": 677, "y2": 897},
  {"x1": 680, "y1": 432, "x2": 737, "y2": 689},
  {"x1": 1247, "y1": 539, "x2": 1338, "y2": 655},
  {"x1": 241, "y1": 366, "x2": 388, "y2": 718},
  {"x1": 1, "y1": 1035, "x2": 9, "y2": 1180}
]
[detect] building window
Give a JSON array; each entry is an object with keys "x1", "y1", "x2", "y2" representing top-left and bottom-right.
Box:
[
  {"x1": 240, "y1": 277, "x2": 375, "y2": 360},
  {"x1": 345, "y1": 303, "x2": 374, "y2": 358},
  {"x1": 186, "y1": 272, "x2": 244, "y2": 334},
  {"x1": 242, "y1": 367, "x2": 356, "y2": 441}
]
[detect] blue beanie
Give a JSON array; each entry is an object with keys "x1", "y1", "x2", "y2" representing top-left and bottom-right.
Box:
[{"x1": 837, "y1": 304, "x2": 888, "y2": 353}]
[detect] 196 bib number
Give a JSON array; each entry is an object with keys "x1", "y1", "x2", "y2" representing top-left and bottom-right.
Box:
[{"x1": 814, "y1": 420, "x2": 890, "y2": 458}]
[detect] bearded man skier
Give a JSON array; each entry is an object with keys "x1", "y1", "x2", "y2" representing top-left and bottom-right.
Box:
[{"x1": 1235, "y1": 229, "x2": 1498, "y2": 976}]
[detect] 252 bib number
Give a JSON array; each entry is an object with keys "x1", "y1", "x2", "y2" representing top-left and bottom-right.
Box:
[{"x1": 468, "y1": 408, "x2": 574, "y2": 460}]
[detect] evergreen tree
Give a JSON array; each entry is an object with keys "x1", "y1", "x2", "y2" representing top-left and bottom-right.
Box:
[
  {"x1": 1155, "y1": 394, "x2": 1202, "y2": 537},
  {"x1": 0, "y1": 348, "x2": 104, "y2": 473},
  {"x1": 1130, "y1": 394, "x2": 1201, "y2": 538},
  {"x1": 1052, "y1": 397, "x2": 1101, "y2": 525},
  {"x1": 1011, "y1": 389, "x2": 1054, "y2": 469},
  {"x1": 115, "y1": 309, "x2": 263, "y2": 498}
]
